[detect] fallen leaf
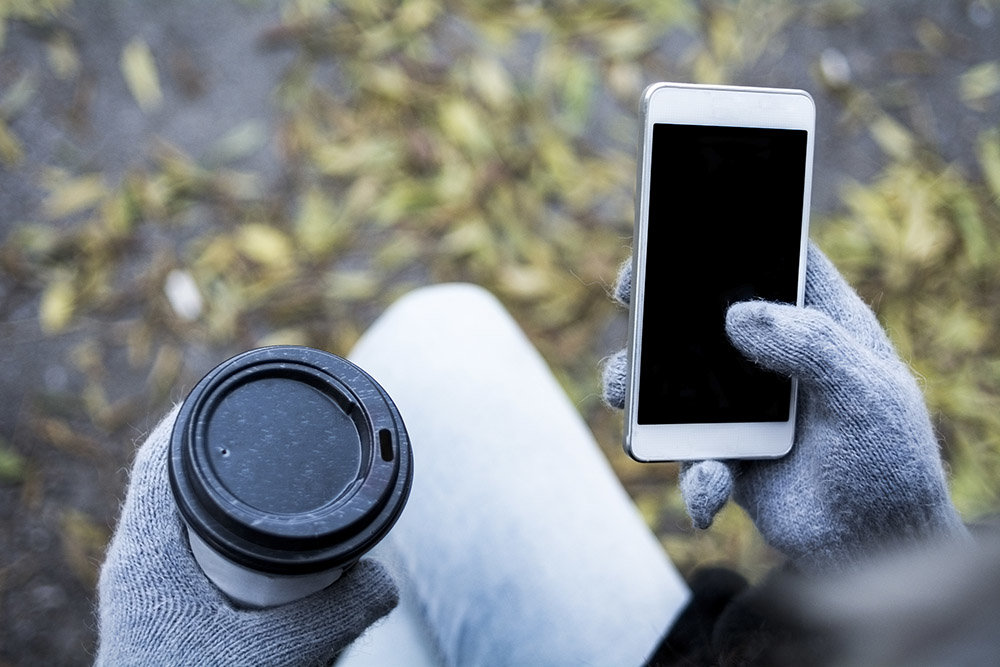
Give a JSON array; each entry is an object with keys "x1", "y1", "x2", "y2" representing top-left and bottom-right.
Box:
[
  {"x1": 60, "y1": 509, "x2": 109, "y2": 589},
  {"x1": 120, "y1": 37, "x2": 163, "y2": 112},
  {"x1": 46, "y1": 30, "x2": 79, "y2": 80},
  {"x1": 39, "y1": 278, "x2": 76, "y2": 334},
  {"x1": 42, "y1": 172, "x2": 107, "y2": 220},
  {"x1": 0, "y1": 438, "x2": 26, "y2": 484},
  {"x1": 295, "y1": 187, "x2": 345, "y2": 257},
  {"x1": 959, "y1": 61, "x2": 1000, "y2": 111},
  {"x1": 206, "y1": 120, "x2": 267, "y2": 165},
  {"x1": 977, "y1": 128, "x2": 1000, "y2": 201},
  {"x1": 236, "y1": 223, "x2": 294, "y2": 267},
  {"x1": 870, "y1": 114, "x2": 915, "y2": 161},
  {"x1": 0, "y1": 117, "x2": 23, "y2": 166}
]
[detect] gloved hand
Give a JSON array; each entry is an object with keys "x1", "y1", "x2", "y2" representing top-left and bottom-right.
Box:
[
  {"x1": 96, "y1": 408, "x2": 398, "y2": 666},
  {"x1": 603, "y1": 243, "x2": 967, "y2": 571}
]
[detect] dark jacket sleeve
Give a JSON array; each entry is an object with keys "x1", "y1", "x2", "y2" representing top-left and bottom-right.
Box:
[{"x1": 645, "y1": 565, "x2": 827, "y2": 667}]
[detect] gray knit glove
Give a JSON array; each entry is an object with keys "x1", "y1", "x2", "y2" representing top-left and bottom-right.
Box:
[
  {"x1": 96, "y1": 409, "x2": 398, "y2": 666},
  {"x1": 603, "y1": 243, "x2": 967, "y2": 571}
]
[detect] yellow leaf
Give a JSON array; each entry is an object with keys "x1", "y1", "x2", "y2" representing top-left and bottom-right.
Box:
[
  {"x1": 40, "y1": 278, "x2": 76, "y2": 334},
  {"x1": 295, "y1": 187, "x2": 345, "y2": 257},
  {"x1": 375, "y1": 231, "x2": 421, "y2": 269},
  {"x1": 327, "y1": 269, "x2": 378, "y2": 302},
  {"x1": 498, "y1": 264, "x2": 550, "y2": 299},
  {"x1": 148, "y1": 344, "x2": 184, "y2": 395},
  {"x1": 438, "y1": 98, "x2": 492, "y2": 154},
  {"x1": 236, "y1": 223, "x2": 293, "y2": 267},
  {"x1": 959, "y1": 61, "x2": 1000, "y2": 111},
  {"x1": 366, "y1": 64, "x2": 411, "y2": 101},
  {"x1": 977, "y1": 128, "x2": 1000, "y2": 201},
  {"x1": 207, "y1": 120, "x2": 267, "y2": 165},
  {"x1": 120, "y1": 38, "x2": 163, "y2": 112},
  {"x1": 395, "y1": 0, "x2": 439, "y2": 32},
  {"x1": 597, "y1": 22, "x2": 653, "y2": 60},
  {"x1": 313, "y1": 138, "x2": 399, "y2": 177},
  {"x1": 0, "y1": 118, "x2": 23, "y2": 166},
  {"x1": 0, "y1": 70, "x2": 38, "y2": 117},
  {"x1": 103, "y1": 193, "x2": 133, "y2": 237},
  {"x1": 42, "y1": 172, "x2": 107, "y2": 220},
  {"x1": 195, "y1": 235, "x2": 239, "y2": 276},
  {"x1": 870, "y1": 114, "x2": 915, "y2": 161},
  {"x1": 915, "y1": 19, "x2": 947, "y2": 54},
  {"x1": 442, "y1": 218, "x2": 493, "y2": 254},
  {"x1": 707, "y1": 7, "x2": 740, "y2": 64},
  {"x1": 60, "y1": 509, "x2": 108, "y2": 589},
  {"x1": 468, "y1": 57, "x2": 515, "y2": 110},
  {"x1": 256, "y1": 328, "x2": 310, "y2": 348},
  {"x1": 606, "y1": 60, "x2": 642, "y2": 100},
  {"x1": 46, "y1": 30, "x2": 79, "y2": 80},
  {"x1": 931, "y1": 303, "x2": 988, "y2": 353}
]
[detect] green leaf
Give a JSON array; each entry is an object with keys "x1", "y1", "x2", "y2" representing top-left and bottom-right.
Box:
[
  {"x1": 0, "y1": 439, "x2": 26, "y2": 483},
  {"x1": 948, "y1": 180, "x2": 990, "y2": 268}
]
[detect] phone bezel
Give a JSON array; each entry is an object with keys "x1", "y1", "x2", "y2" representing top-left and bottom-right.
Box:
[{"x1": 624, "y1": 82, "x2": 815, "y2": 462}]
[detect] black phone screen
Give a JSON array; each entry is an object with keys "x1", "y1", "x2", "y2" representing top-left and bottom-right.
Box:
[{"x1": 637, "y1": 123, "x2": 807, "y2": 425}]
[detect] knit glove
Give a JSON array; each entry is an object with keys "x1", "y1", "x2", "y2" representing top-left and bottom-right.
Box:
[
  {"x1": 96, "y1": 408, "x2": 398, "y2": 666},
  {"x1": 603, "y1": 243, "x2": 967, "y2": 571}
]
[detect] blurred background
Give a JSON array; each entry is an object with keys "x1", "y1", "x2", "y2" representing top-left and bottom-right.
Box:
[{"x1": 1, "y1": 0, "x2": 998, "y2": 663}]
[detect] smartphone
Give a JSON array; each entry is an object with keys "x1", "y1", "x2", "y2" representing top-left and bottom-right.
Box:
[{"x1": 624, "y1": 82, "x2": 814, "y2": 462}]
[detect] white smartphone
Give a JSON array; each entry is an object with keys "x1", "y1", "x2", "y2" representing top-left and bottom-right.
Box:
[{"x1": 624, "y1": 82, "x2": 815, "y2": 462}]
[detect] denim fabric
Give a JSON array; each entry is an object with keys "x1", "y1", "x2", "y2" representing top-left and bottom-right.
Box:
[{"x1": 343, "y1": 283, "x2": 690, "y2": 667}]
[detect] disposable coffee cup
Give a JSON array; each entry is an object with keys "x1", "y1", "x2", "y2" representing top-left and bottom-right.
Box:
[{"x1": 169, "y1": 345, "x2": 412, "y2": 608}]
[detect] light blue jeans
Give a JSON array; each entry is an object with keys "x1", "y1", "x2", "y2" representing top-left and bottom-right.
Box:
[{"x1": 342, "y1": 284, "x2": 690, "y2": 666}]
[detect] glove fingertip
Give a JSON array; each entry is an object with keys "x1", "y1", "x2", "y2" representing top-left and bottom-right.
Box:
[
  {"x1": 725, "y1": 300, "x2": 779, "y2": 340},
  {"x1": 725, "y1": 300, "x2": 825, "y2": 375},
  {"x1": 680, "y1": 460, "x2": 733, "y2": 530},
  {"x1": 613, "y1": 258, "x2": 632, "y2": 306},
  {"x1": 601, "y1": 348, "x2": 628, "y2": 410}
]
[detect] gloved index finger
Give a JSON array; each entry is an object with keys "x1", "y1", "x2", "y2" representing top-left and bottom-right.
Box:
[{"x1": 726, "y1": 300, "x2": 906, "y2": 422}]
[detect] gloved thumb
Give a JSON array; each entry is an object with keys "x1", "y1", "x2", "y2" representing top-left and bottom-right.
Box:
[{"x1": 679, "y1": 460, "x2": 734, "y2": 529}]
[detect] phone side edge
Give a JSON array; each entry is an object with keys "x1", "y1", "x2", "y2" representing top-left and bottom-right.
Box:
[{"x1": 622, "y1": 85, "x2": 662, "y2": 462}]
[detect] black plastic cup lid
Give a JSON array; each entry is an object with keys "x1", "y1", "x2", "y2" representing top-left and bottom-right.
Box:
[{"x1": 169, "y1": 346, "x2": 412, "y2": 575}]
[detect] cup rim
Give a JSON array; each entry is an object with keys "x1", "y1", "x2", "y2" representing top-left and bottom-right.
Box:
[{"x1": 169, "y1": 345, "x2": 412, "y2": 575}]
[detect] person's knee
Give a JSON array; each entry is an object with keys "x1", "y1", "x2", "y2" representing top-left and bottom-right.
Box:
[{"x1": 382, "y1": 283, "x2": 505, "y2": 324}]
